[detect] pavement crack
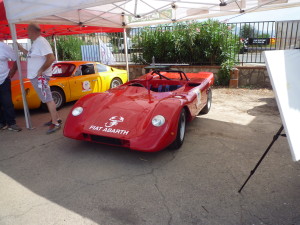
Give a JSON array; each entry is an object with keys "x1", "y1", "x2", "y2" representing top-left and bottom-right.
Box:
[
  {"x1": 227, "y1": 167, "x2": 241, "y2": 187},
  {"x1": 0, "y1": 137, "x2": 64, "y2": 162},
  {"x1": 216, "y1": 138, "x2": 235, "y2": 151},
  {"x1": 152, "y1": 171, "x2": 173, "y2": 225},
  {"x1": 58, "y1": 152, "x2": 177, "y2": 223},
  {"x1": 202, "y1": 205, "x2": 209, "y2": 213},
  {"x1": 59, "y1": 171, "x2": 155, "y2": 202},
  {"x1": 119, "y1": 151, "x2": 177, "y2": 183},
  {"x1": 0, "y1": 202, "x2": 49, "y2": 221},
  {"x1": 239, "y1": 202, "x2": 270, "y2": 225},
  {"x1": 0, "y1": 146, "x2": 37, "y2": 162}
]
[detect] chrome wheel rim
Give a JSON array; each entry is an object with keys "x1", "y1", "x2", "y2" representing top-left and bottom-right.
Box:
[
  {"x1": 111, "y1": 79, "x2": 121, "y2": 88},
  {"x1": 179, "y1": 112, "x2": 186, "y2": 142},
  {"x1": 52, "y1": 91, "x2": 62, "y2": 108},
  {"x1": 207, "y1": 90, "x2": 212, "y2": 110}
]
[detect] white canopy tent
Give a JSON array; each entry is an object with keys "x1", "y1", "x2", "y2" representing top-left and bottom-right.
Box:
[
  {"x1": 3, "y1": 0, "x2": 300, "y2": 129},
  {"x1": 4, "y1": 0, "x2": 300, "y2": 28}
]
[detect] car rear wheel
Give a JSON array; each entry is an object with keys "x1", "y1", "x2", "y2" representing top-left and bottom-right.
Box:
[
  {"x1": 170, "y1": 108, "x2": 186, "y2": 150},
  {"x1": 51, "y1": 87, "x2": 66, "y2": 109},
  {"x1": 199, "y1": 88, "x2": 212, "y2": 115},
  {"x1": 110, "y1": 78, "x2": 123, "y2": 89}
]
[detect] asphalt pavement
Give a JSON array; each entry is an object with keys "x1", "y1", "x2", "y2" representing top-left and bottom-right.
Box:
[{"x1": 0, "y1": 88, "x2": 300, "y2": 225}]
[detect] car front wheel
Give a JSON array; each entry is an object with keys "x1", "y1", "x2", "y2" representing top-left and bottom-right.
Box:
[
  {"x1": 199, "y1": 88, "x2": 212, "y2": 115},
  {"x1": 170, "y1": 108, "x2": 186, "y2": 150}
]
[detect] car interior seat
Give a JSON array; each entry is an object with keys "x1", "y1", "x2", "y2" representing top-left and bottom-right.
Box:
[
  {"x1": 82, "y1": 65, "x2": 95, "y2": 75},
  {"x1": 82, "y1": 67, "x2": 91, "y2": 75}
]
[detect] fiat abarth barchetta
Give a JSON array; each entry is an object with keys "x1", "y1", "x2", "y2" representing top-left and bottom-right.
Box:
[{"x1": 64, "y1": 70, "x2": 214, "y2": 152}]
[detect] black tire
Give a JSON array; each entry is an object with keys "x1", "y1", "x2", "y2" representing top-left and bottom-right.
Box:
[
  {"x1": 170, "y1": 108, "x2": 186, "y2": 150},
  {"x1": 51, "y1": 87, "x2": 66, "y2": 110},
  {"x1": 110, "y1": 78, "x2": 123, "y2": 89},
  {"x1": 199, "y1": 88, "x2": 212, "y2": 115}
]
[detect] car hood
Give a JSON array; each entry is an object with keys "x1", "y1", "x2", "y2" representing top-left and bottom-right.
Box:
[
  {"x1": 11, "y1": 77, "x2": 63, "y2": 87},
  {"x1": 78, "y1": 86, "x2": 180, "y2": 139},
  {"x1": 11, "y1": 79, "x2": 30, "y2": 87}
]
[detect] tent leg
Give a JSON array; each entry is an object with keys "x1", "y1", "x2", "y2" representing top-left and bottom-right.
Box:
[
  {"x1": 123, "y1": 28, "x2": 129, "y2": 81},
  {"x1": 238, "y1": 125, "x2": 284, "y2": 193},
  {"x1": 53, "y1": 35, "x2": 58, "y2": 62},
  {"x1": 9, "y1": 23, "x2": 33, "y2": 129},
  {"x1": 98, "y1": 37, "x2": 102, "y2": 63}
]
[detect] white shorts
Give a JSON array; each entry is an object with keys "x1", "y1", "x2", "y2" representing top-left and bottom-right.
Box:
[{"x1": 30, "y1": 75, "x2": 53, "y2": 103}]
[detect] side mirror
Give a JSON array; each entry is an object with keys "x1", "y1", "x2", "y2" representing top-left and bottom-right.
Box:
[{"x1": 111, "y1": 68, "x2": 114, "y2": 72}]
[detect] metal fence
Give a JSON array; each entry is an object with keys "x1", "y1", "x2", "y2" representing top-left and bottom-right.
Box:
[
  {"x1": 228, "y1": 20, "x2": 300, "y2": 64},
  {"x1": 50, "y1": 20, "x2": 300, "y2": 65}
]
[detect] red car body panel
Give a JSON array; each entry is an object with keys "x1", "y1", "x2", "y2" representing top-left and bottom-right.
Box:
[{"x1": 63, "y1": 71, "x2": 214, "y2": 152}]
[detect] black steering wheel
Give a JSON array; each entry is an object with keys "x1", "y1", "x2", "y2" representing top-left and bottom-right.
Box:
[
  {"x1": 128, "y1": 82, "x2": 145, "y2": 87},
  {"x1": 151, "y1": 70, "x2": 172, "y2": 80}
]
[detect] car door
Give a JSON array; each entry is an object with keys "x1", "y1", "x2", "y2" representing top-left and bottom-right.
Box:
[
  {"x1": 68, "y1": 63, "x2": 99, "y2": 100},
  {"x1": 96, "y1": 63, "x2": 110, "y2": 92}
]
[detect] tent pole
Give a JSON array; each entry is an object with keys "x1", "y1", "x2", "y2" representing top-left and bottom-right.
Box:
[
  {"x1": 98, "y1": 37, "x2": 102, "y2": 63},
  {"x1": 123, "y1": 28, "x2": 129, "y2": 81},
  {"x1": 53, "y1": 35, "x2": 58, "y2": 61},
  {"x1": 9, "y1": 23, "x2": 33, "y2": 129}
]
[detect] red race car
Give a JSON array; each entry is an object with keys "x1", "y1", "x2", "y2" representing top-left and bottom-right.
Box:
[{"x1": 63, "y1": 70, "x2": 214, "y2": 152}]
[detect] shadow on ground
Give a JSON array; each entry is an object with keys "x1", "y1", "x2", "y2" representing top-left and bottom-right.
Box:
[{"x1": 0, "y1": 90, "x2": 299, "y2": 225}]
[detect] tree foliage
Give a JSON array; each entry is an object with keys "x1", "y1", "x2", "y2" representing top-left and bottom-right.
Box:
[
  {"x1": 240, "y1": 24, "x2": 270, "y2": 38},
  {"x1": 135, "y1": 20, "x2": 239, "y2": 65},
  {"x1": 240, "y1": 24, "x2": 256, "y2": 38},
  {"x1": 134, "y1": 20, "x2": 240, "y2": 85},
  {"x1": 49, "y1": 36, "x2": 86, "y2": 61}
]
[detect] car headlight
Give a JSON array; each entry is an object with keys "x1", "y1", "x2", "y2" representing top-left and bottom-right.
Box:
[
  {"x1": 152, "y1": 115, "x2": 165, "y2": 127},
  {"x1": 72, "y1": 107, "x2": 83, "y2": 116}
]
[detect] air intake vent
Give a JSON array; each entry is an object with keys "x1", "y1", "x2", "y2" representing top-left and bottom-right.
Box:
[{"x1": 86, "y1": 134, "x2": 130, "y2": 147}]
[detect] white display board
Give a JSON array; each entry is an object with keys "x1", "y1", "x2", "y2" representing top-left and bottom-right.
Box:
[{"x1": 264, "y1": 50, "x2": 300, "y2": 161}]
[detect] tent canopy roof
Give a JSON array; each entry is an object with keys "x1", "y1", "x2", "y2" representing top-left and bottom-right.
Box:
[
  {"x1": 0, "y1": 0, "x2": 122, "y2": 39},
  {"x1": 3, "y1": 0, "x2": 300, "y2": 29}
]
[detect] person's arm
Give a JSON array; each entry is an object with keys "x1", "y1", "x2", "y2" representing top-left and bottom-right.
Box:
[
  {"x1": 8, "y1": 61, "x2": 18, "y2": 79},
  {"x1": 37, "y1": 53, "x2": 55, "y2": 77},
  {"x1": 17, "y1": 43, "x2": 28, "y2": 55}
]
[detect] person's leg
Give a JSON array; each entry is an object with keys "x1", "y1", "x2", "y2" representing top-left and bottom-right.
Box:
[
  {"x1": 0, "y1": 100, "x2": 7, "y2": 129},
  {"x1": 42, "y1": 77, "x2": 61, "y2": 125},
  {"x1": 46, "y1": 100, "x2": 60, "y2": 125},
  {"x1": 0, "y1": 92, "x2": 5, "y2": 125},
  {"x1": 30, "y1": 76, "x2": 61, "y2": 126},
  {"x1": 46, "y1": 100, "x2": 61, "y2": 134},
  {"x1": 0, "y1": 78, "x2": 21, "y2": 131},
  {"x1": 0, "y1": 78, "x2": 16, "y2": 126},
  {"x1": 44, "y1": 81, "x2": 61, "y2": 133},
  {"x1": 30, "y1": 76, "x2": 61, "y2": 133},
  {"x1": 0, "y1": 82, "x2": 7, "y2": 129}
]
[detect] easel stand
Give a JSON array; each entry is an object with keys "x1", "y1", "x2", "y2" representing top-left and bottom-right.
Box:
[{"x1": 238, "y1": 125, "x2": 285, "y2": 193}]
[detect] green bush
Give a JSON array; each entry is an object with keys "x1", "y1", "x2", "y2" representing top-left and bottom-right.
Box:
[
  {"x1": 216, "y1": 60, "x2": 235, "y2": 86},
  {"x1": 49, "y1": 36, "x2": 85, "y2": 61},
  {"x1": 134, "y1": 20, "x2": 239, "y2": 85}
]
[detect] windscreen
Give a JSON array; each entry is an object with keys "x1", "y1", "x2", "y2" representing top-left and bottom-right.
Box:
[{"x1": 52, "y1": 63, "x2": 76, "y2": 77}]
